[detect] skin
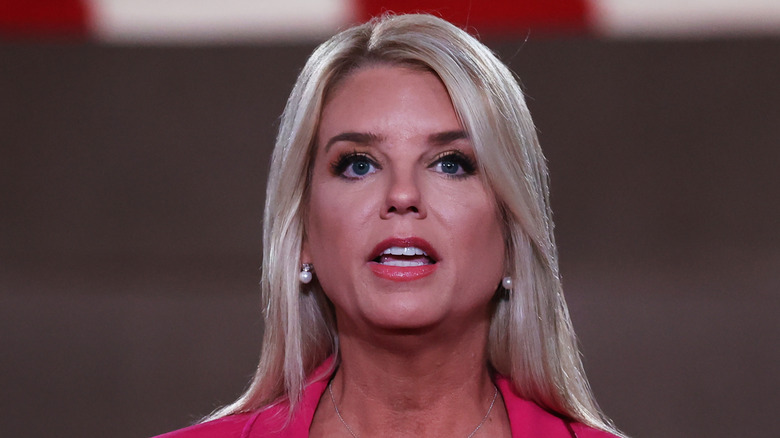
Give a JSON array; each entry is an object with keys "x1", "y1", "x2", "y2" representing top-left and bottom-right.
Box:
[{"x1": 304, "y1": 65, "x2": 511, "y2": 437}]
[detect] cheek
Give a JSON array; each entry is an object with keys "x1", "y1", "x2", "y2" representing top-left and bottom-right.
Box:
[
  {"x1": 306, "y1": 180, "x2": 377, "y2": 273},
  {"x1": 467, "y1": 204, "x2": 505, "y2": 265},
  {"x1": 307, "y1": 184, "x2": 344, "y2": 258},
  {"x1": 306, "y1": 185, "x2": 348, "y2": 299},
  {"x1": 463, "y1": 203, "x2": 506, "y2": 298},
  {"x1": 433, "y1": 184, "x2": 505, "y2": 272}
]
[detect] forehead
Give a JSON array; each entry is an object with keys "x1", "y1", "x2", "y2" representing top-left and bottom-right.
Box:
[{"x1": 317, "y1": 65, "x2": 463, "y2": 144}]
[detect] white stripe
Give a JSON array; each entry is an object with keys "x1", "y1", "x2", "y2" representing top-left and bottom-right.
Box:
[
  {"x1": 90, "y1": 0, "x2": 353, "y2": 43},
  {"x1": 594, "y1": 0, "x2": 780, "y2": 36}
]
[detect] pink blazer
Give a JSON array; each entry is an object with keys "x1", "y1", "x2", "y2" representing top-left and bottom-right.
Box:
[{"x1": 155, "y1": 360, "x2": 618, "y2": 438}]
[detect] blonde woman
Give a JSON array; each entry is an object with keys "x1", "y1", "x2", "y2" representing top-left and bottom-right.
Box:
[{"x1": 157, "y1": 13, "x2": 626, "y2": 438}]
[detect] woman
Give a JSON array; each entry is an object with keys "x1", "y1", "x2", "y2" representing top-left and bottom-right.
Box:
[{"x1": 158, "y1": 13, "x2": 625, "y2": 438}]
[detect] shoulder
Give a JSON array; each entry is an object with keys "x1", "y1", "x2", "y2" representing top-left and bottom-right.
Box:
[
  {"x1": 495, "y1": 374, "x2": 621, "y2": 438},
  {"x1": 151, "y1": 413, "x2": 256, "y2": 438},
  {"x1": 569, "y1": 422, "x2": 622, "y2": 438},
  {"x1": 152, "y1": 359, "x2": 334, "y2": 438}
]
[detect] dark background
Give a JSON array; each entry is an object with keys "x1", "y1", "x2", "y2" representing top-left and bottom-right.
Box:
[{"x1": 1, "y1": 38, "x2": 778, "y2": 437}]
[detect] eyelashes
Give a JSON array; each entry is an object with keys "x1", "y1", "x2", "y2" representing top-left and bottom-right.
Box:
[
  {"x1": 428, "y1": 150, "x2": 477, "y2": 178},
  {"x1": 330, "y1": 150, "x2": 478, "y2": 180},
  {"x1": 330, "y1": 151, "x2": 380, "y2": 179}
]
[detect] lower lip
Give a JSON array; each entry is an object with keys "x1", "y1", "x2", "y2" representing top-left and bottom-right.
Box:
[{"x1": 369, "y1": 262, "x2": 437, "y2": 282}]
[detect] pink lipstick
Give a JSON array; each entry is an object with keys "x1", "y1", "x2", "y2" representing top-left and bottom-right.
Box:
[{"x1": 368, "y1": 237, "x2": 439, "y2": 282}]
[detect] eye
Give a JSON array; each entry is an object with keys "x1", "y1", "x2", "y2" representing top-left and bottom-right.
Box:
[
  {"x1": 331, "y1": 152, "x2": 380, "y2": 179},
  {"x1": 429, "y1": 151, "x2": 477, "y2": 178}
]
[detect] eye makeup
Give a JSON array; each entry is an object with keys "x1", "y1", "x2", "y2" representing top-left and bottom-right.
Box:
[
  {"x1": 330, "y1": 150, "x2": 381, "y2": 179},
  {"x1": 327, "y1": 148, "x2": 478, "y2": 180},
  {"x1": 428, "y1": 150, "x2": 478, "y2": 178}
]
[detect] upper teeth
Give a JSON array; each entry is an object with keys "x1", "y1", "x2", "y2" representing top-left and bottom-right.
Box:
[{"x1": 381, "y1": 246, "x2": 427, "y2": 257}]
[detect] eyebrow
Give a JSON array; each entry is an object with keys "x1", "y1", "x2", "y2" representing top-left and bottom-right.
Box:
[
  {"x1": 323, "y1": 129, "x2": 469, "y2": 152},
  {"x1": 324, "y1": 132, "x2": 383, "y2": 152},
  {"x1": 428, "y1": 130, "x2": 468, "y2": 146}
]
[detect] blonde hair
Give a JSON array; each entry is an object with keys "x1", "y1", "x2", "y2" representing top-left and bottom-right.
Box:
[{"x1": 209, "y1": 13, "x2": 623, "y2": 436}]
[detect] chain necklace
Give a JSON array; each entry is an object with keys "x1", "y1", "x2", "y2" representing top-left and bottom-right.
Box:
[{"x1": 328, "y1": 381, "x2": 499, "y2": 438}]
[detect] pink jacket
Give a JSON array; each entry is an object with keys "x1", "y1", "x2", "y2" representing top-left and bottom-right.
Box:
[{"x1": 155, "y1": 360, "x2": 618, "y2": 438}]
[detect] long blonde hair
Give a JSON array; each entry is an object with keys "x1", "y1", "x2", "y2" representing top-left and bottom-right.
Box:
[{"x1": 209, "y1": 13, "x2": 623, "y2": 436}]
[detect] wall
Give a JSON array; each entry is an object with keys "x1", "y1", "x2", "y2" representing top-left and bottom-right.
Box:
[{"x1": 1, "y1": 39, "x2": 778, "y2": 437}]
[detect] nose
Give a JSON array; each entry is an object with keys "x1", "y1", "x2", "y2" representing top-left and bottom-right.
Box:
[{"x1": 381, "y1": 168, "x2": 426, "y2": 219}]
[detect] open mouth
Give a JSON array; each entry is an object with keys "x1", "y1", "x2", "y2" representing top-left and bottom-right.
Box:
[
  {"x1": 369, "y1": 238, "x2": 439, "y2": 281},
  {"x1": 372, "y1": 246, "x2": 436, "y2": 267}
]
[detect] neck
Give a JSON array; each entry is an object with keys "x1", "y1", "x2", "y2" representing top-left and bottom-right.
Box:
[{"x1": 326, "y1": 317, "x2": 500, "y2": 437}]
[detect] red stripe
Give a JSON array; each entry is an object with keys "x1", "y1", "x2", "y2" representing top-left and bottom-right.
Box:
[
  {"x1": 0, "y1": 0, "x2": 90, "y2": 38},
  {"x1": 356, "y1": 0, "x2": 592, "y2": 35}
]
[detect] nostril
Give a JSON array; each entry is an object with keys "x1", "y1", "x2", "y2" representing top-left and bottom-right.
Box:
[{"x1": 384, "y1": 205, "x2": 419, "y2": 215}]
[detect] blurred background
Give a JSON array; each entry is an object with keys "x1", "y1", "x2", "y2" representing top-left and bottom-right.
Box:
[{"x1": 1, "y1": 1, "x2": 778, "y2": 437}]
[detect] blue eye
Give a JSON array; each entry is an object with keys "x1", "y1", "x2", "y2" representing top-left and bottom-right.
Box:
[
  {"x1": 332, "y1": 153, "x2": 379, "y2": 179},
  {"x1": 430, "y1": 152, "x2": 476, "y2": 178},
  {"x1": 438, "y1": 159, "x2": 461, "y2": 175},
  {"x1": 349, "y1": 159, "x2": 373, "y2": 176}
]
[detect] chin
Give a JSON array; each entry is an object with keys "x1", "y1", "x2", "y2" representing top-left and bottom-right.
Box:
[{"x1": 359, "y1": 295, "x2": 450, "y2": 331}]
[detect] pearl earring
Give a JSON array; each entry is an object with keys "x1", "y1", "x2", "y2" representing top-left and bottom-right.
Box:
[
  {"x1": 502, "y1": 276, "x2": 513, "y2": 290},
  {"x1": 299, "y1": 263, "x2": 313, "y2": 284}
]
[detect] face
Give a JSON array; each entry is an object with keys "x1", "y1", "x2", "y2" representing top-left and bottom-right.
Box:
[{"x1": 304, "y1": 65, "x2": 505, "y2": 332}]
